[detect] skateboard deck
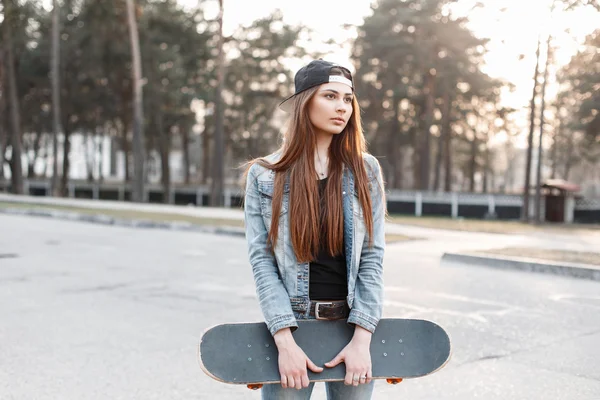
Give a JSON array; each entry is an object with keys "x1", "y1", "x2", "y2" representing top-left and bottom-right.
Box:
[{"x1": 198, "y1": 318, "x2": 451, "y2": 388}]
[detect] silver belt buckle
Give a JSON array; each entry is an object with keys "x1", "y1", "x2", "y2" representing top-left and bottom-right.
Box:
[{"x1": 314, "y1": 302, "x2": 333, "y2": 320}]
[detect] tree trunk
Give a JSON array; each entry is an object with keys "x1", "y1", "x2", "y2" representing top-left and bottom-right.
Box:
[
  {"x1": 420, "y1": 70, "x2": 435, "y2": 191},
  {"x1": 51, "y1": 0, "x2": 62, "y2": 196},
  {"x1": 434, "y1": 91, "x2": 450, "y2": 191},
  {"x1": 3, "y1": 0, "x2": 24, "y2": 194},
  {"x1": 0, "y1": 128, "x2": 6, "y2": 184},
  {"x1": 0, "y1": 48, "x2": 6, "y2": 183},
  {"x1": 563, "y1": 127, "x2": 575, "y2": 180},
  {"x1": 126, "y1": 0, "x2": 145, "y2": 202},
  {"x1": 157, "y1": 112, "x2": 171, "y2": 204},
  {"x1": 97, "y1": 133, "x2": 104, "y2": 183},
  {"x1": 550, "y1": 118, "x2": 560, "y2": 179},
  {"x1": 443, "y1": 114, "x2": 453, "y2": 192},
  {"x1": 482, "y1": 144, "x2": 489, "y2": 193},
  {"x1": 503, "y1": 143, "x2": 514, "y2": 192},
  {"x1": 26, "y1": 140, "x2": 34, "y2": 178},
  {"x1": 411, "y1": 125, "x2": 420, "y2": 190},
  {"x1": 60, "y1": 123, "x2": 71, "y2": 196},
  {"x1": 201, "y1": 127, "x2": 210, "y2": 184},
  {"x1": 523, "y1": 35, "x2": 542, "y2": 221},
  {"x1": 58, "y1": 41, "x2": 72, "y2": 196},
  {"x1": 210, "y1": 0, "x2": 225, "y2": 206},
  {"x1": 469, "y1": 132, "x2": 477, "y2": 192},
  {"x1": 563, "y1": 158, "x2": 572, "y2": 181},
  {"x1": 85, "y1": 130, "x2": 96, "y2": 182},
  {"x1": 121, "y1": 117, "x2": 131, "y2": 181},
  {"x1": 0, "y1": 131, "x2": 5, "y2": 183},
  {"x1": 42, "y1": 147, "x2": 49, "y2": 177},
  {"x1": 534, "y1": 33, "x2": 552, "y2": 224},
  {"x1": 390, "y1": 91, "x2": 402, "y2": 189},
  {"x1": 483, "y1": 120, "x2": 494, "y2": 193},
  {"x1": 27, "y1": 133, "x2": 43, "y2": 178},
  {"x1": 181, "y1": 127, "x2": 191, "y2": 184}
]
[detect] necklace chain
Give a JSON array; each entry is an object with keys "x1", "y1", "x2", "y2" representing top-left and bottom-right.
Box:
[{"x1": 316, "y1": 152, "x2": 328, "y2": 178}]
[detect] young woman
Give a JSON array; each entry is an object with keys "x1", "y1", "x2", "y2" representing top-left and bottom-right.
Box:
[{"x1": 243, "y1": 59, "x2": 386, "y2": 400}]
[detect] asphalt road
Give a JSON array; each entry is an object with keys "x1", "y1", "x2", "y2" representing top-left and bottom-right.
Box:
[{"x1": 1, "y1": 214, "x2": 600, "y2": 399}]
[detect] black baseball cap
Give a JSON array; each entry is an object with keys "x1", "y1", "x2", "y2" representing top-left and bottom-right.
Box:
[{"x1": 279, "y1": 59, "x2": 354, "y2": 112}]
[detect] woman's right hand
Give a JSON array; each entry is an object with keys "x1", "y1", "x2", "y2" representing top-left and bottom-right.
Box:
[{"x1": 274, "y1": 328, "x2": 323, "y2": 389}]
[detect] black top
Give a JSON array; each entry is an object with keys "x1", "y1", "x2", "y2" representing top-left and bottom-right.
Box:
[{"x1": 309, "y1": 177, "x2": 348, "y2": 301}]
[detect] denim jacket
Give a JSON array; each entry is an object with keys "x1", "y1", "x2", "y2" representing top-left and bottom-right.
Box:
[{"x1": 244, "y1": 153, "x2": 386, "y2": 336}]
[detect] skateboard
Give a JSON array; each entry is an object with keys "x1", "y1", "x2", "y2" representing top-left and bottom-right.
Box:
[{"x1": 198, "y1": 318, "x2": 451, "y2": 389}]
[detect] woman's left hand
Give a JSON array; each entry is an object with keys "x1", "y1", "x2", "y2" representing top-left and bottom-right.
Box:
[{"x1": 324, "y1": 327, "x2": 372, "y2": 386}]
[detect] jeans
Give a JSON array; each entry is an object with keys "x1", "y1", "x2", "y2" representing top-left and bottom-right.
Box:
[{"x1": 261, "y1": 381, "x2": 375, "y2": 400}]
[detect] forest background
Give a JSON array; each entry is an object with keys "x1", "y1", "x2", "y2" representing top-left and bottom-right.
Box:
[{"x1": 1, "y1": 0, "x2": 599, "y2": 217}]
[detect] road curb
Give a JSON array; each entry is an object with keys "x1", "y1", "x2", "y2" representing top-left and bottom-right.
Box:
[
  {"x1": 441, "y1": 252, "x2": 600, "y2": 282},
  {"x1": 0, "y1": 207, "x2": 246, "y2": 239}
]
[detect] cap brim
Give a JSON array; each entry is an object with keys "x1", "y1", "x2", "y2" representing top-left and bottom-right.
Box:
[{"x1": 278, "y1": 94, "x2": 295, "y2": 113}]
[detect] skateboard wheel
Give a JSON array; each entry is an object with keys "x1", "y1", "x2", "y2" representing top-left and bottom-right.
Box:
[
  {"x1": 386, "y1": 378, "x2": 403, "y2": 385},
  {"x1": 247, "y1": 384, "x2": 263, "y2": 390}
]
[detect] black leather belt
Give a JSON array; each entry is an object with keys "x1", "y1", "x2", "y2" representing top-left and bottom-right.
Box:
[{"x1": 309, "y1": 300, "x2": 349, "y2": 320}]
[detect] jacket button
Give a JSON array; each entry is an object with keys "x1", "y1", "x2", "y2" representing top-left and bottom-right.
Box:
[{"x1": 343, "y1": 191, "x2": 346, "y2": 195}]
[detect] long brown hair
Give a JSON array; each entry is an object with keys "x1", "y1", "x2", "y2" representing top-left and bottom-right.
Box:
[{"x1": 246, "y1": 67, "x2": 374, "y2": 263}]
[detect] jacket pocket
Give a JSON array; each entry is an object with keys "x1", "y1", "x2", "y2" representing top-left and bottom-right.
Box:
[{"x1": 258, "y1": 181, "x2": 289, "y2": 218}]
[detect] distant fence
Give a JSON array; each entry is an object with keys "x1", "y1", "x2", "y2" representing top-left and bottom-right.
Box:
[
  {"x1": 1, "y1": 179, "x2": 599, "y2": 223},
  {"x1": 574, "y1": 198, "x2": 600, "y2": 224},
  {"x1": 386, "y1": 191, "x2": 523, "y2": 220}
]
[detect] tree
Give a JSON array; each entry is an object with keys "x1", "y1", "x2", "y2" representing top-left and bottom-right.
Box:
[
  {"x1": 554, "y1": 28, "x2": 600, "y2": 182},
  {"x1": 352, "y1": 0, "x2": 498, "y2": 191},
  {"x1": 534, "y1": 33, "x2": 553, "y2": 223},
  {"x1": 522, "y1": 36, "x2": 541, "y2": 221},
  {"x1": 563, "y1": 30, "x2": 600, "y2": 143},
  {"x1": 2, "y1": 0, "x2": 24, "y2": 194},
  {"x1": 563, "y1": 0, "x2": 600, "y2": 10},
  {"x1": 50, "y1": 0, "x2": 62, "y2": 196},
  {"x1": 141, "y1": 0, "x2": 211, "y2": 202},
  {"x1": 210, "y1": 0, "x2": 225, "y2": 206},
  {"x1": 0, "y1": 46, "x2": 6, "y2": 182},
  {"x1": 223, "y1": 11, "x2": 304, "y2": 164},
  {"x1": 433, "y1": 88, "x2": 450, "y2": 191},
  {"x1": 125, "y1": 0, "x2": 145, "y2": 202},
  {"x1": 2, "y1": 0, "x2": 221, "y2": 195}
]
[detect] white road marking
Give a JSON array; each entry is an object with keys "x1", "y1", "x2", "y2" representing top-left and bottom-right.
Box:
[
  {"x1": 550, "y1": 294, "x2": 600, "y2": 310},
  {"x1": 383, "y1": 286, "x2": 555, "y2": 322},
  {"x1": 383, "y1": 299, "x2": 490, "y2": 322}
]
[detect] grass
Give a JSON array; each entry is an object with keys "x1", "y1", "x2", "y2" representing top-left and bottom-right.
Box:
[
  {"x1": 473, "y1": 247, "x2": 600, "y2": 266},
  {"x1": 0, "y1": 201, "x2": 416, "y2": 243},
  {"x1": 387, "y1": 214, "x2": 600, "y2": 235},
  {"x1": 0, "y1": 201, "x2": 245, "y2": 228}
]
